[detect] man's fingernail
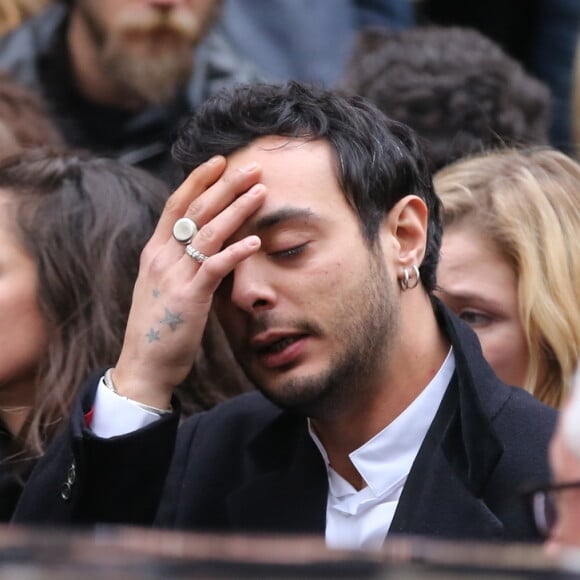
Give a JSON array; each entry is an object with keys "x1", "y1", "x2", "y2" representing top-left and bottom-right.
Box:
[
  {"x1": 246, "y1": 236, "x2": 261, "y2": 248},
  {"x1": 247, "y1": 184, "x2": 265, "y2": 196}
]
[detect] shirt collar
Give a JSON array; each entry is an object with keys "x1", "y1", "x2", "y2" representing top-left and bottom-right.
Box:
[{"x1": 309, "y1": 347, "x2": 456, "y2": 499}]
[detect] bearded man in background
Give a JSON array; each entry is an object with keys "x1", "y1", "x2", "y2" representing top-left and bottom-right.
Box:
[{"x1": 0, "y1": 0, "x2": 259, "y2": 183}]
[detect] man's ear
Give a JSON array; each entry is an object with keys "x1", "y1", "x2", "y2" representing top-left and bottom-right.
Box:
[{"x1": 379, "y1": 195, "x2": 428, "y2": 266}]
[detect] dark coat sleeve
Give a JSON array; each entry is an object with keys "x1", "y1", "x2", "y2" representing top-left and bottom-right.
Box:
[{"x1": 12, "y1": 373, "x2": 180, "y2": 526}]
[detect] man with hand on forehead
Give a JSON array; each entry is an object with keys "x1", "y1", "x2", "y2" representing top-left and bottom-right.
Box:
[{"x1": 14, "y1": 82, "x2": 556, "y2": 549}]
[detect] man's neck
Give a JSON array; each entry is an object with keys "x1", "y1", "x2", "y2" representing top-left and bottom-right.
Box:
[
  {"x1": 310, "y1": 291, "x2": 450, "y2": 489},
  {"x1": 67, "y1": 10, "x2": 141, "y2": 110}
]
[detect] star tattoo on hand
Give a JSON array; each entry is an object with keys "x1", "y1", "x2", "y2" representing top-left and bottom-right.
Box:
[
  {"x1": 160, "y1": 308, "x2": 185, "y2": 331},
  {"x1": 146, "y1": 328, "x2": 160, "y2": 343}
]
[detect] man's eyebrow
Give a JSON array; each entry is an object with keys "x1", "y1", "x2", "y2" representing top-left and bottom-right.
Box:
[{"x1": 253, "y1": 207, "x2": 317, "y2": 233}]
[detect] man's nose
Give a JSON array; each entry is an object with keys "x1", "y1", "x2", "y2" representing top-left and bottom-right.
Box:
[{"x1": 230, "y1": 257, "x2": 276, "y2": 314}]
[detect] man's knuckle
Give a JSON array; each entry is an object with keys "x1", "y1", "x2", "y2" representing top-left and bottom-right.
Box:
[
  {"x1": 185, "y1": 199, "x2": 203, "y2": 218},
  {"x1": 164, "y1": 196, "x2": 180, "y2": 214},
  {"x1": 198, "y1": 224, "x2": 215, "y2": 242},
  {"x1": 148, "y1": 253, "x2": 166, "y2": 276},
  {"x1": 226, "y1": 243, "x2": 241, "y2": 258}
]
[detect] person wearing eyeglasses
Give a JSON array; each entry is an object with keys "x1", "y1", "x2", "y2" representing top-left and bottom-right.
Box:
[{"x1": 527, "y1": 367, "x2": 580, "y2": 545}]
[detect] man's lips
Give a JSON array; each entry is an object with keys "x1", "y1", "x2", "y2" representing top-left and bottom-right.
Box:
[
  {"x1": 249, "y1": 332, "x2": 309, "y2": 369},
  {"x1": 251, "y1": 331, "x2": 305, "y2": 351}
]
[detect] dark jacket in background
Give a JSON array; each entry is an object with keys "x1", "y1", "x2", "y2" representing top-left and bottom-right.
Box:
[
  {"x1": 13, "y1": 305, "x2": 557, "y2": 543},
  {"x1": 216, "y1": 0, "x2": 415, "y2": 86},
  {"x1": 0, "y1": 4, "x2": 261, "y2": 185}
]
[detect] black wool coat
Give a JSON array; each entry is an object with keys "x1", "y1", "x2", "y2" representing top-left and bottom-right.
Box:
[
  {"x1": 13, "y1": 306, "x2": 557, "y2": 542},
  {"x1": 0, "y1": 423, "x2": 36, "y2": 522}
]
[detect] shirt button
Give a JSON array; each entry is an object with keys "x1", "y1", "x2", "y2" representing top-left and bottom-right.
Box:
[{"x1": 60, "y1": 482, "x2": 72, "y2": 501}]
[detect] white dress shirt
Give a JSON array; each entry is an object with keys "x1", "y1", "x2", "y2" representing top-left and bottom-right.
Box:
[
  {"x1": 309, "y1": 348, "x2": 455, "y2": 551},
  {"x1": 91, "y1": 349, "x2": 455, "y2": 550},
  {"x1": 91, "y1": 379, "x2": 161, "y2": 438}
]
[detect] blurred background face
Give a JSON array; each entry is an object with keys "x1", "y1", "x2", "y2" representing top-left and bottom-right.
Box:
[
  {"x1": 0, "y1": 193, "x2": 48, "y2": 407},
  {"x1": 548, "y1": 427, "x2": 580, "y2": 546},
  {"x1": 76, "y1": 0, "x2": 220, "y2": 104},
  {"x1": 436, "y1": 224, "x2": 532, "y2": 388},
  {"x1": 548, "y1": 370, "x2": 580, "y2": 547}
]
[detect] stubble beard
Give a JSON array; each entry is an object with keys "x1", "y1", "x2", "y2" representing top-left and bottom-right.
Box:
[{"x1": 238, "y1": 252, "x2": 399, "y2": 420}]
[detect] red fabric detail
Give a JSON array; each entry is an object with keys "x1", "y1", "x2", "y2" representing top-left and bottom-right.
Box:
[{"x1": 84, "y1": 407, "x2": 94, "y2": 427}]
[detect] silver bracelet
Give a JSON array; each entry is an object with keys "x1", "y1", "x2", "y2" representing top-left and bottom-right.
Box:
[{"x1": 103, "y1": 368, "x2": 172, "y2": 416}]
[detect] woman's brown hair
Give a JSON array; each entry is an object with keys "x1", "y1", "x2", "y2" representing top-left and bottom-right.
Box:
[{"x1": 0, "y1": 149, "x2": 168, "y2": 456}]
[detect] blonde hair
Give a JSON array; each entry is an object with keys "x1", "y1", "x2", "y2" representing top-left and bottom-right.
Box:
[{"x1": 434, "y1": 149, "x2": 580, "y2": 408}]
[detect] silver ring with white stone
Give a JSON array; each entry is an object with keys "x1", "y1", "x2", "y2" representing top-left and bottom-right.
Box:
[
  {"x1": 172, "y1": 217, "x2": 199, "y2": 245},
  {"x1": 185, "y1": 244, "x2": 209, "y2": 264}
]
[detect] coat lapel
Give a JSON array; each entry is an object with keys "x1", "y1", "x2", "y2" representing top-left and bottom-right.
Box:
[
  {"x1": 226, "y1": 414, "x2": 328, "y2": 534},
  {"x1": 390, "y1": 375, "x2": 505, "y2": 538},
  {"x1": 391, "y1": 303, "x2": 513, "y2": 538}
]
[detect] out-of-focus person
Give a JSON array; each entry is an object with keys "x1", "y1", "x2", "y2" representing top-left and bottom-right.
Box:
[
  {"x1": 0, "y1": 0, "x2": 259, "y2": 184},
  {"x1": 215, "y1": 0, "x2": 414, "y2": 86},
  {"x1": 548, "y1": 366, "x2": 580, "y2": 546},
  {"x1": 340, "y1": 26, "x2": 551, "y2": 171},
  {"x1": 525, "y1": 366, "x2": 580, "y2": 546},
  {"x1": 434, "y1": 148, "x2": 580, "y2": 408},
  {"x1": 0, "y1": 149, "x2": 168, "y2": 520}
]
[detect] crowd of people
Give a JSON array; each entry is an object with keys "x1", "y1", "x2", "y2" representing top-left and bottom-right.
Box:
[{"x1": 0, "y1": 0, "x2": 578, "y2": 562}]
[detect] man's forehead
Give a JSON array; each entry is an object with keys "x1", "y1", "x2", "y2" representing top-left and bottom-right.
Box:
[{"x1": 224, "y1": 137, "x2": 352, "y2": 240}]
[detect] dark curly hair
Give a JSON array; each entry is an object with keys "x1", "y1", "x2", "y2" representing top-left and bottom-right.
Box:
[
  {"x1": 340, "y1": 26, "x2": 551, "y2": 171},
  {"x1": 172, "y1": 81, "x2": 442, "y2": 293}
]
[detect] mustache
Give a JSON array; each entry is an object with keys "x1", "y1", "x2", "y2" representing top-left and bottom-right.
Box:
[{"x1": 115, "y1": 8, "x2": 201, "y2": 40}]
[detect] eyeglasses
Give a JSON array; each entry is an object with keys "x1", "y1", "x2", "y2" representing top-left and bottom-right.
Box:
[{"x1": 523, "y1": 480, "x2": 580, "y2": 537}]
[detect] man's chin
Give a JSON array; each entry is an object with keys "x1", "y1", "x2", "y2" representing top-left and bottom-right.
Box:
[
  {"x1": 103, "y1": 46, "x2": 193, "y2": 105},
  {"x1": 116, "y1": 36, "x2": 194, "y2": 63},
  {"x1": 251, "y1": 372, "x2": 336, "y2": 417}
]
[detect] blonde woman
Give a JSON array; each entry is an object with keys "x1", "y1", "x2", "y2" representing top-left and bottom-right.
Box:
[{"x1": 435, "y1": 148, "x2": 580, "y2": 408}]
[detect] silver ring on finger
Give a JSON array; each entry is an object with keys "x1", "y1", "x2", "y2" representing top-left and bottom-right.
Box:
[
  {"x1": 173, "y1": 217, "x2": 199, "y2": 245},
  {"x1": 185, "y1": 244, "x2": 209, "y2": 264}
]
